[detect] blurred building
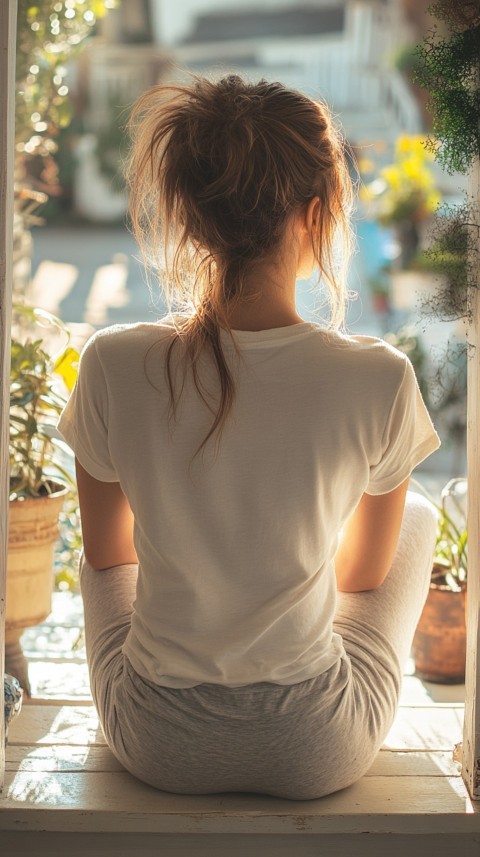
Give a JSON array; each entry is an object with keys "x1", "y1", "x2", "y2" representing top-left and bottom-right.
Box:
[
  {"x1": 150, "y1": 0, "x2": 423, "y2": 143},
  {"x1": 69, "y1": 0, "x2": 429, "y2": 220},
  {"x1": 84, "y1": 0, "x2": 426, "y2": 142}
]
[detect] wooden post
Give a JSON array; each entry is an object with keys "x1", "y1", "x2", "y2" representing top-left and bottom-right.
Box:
[
  {"x1": 0, "y1": 0, "x2": 17, "y2": 790},
  {"x1": 463, "y1": 158, "x2": 480, "y2": 799}
]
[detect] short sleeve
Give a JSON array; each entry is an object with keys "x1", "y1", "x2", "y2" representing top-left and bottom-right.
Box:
[
  {"x1": 57, "y1": 334, "x2": 118, "y2": 482},
  {"x1": 366, "y1": 357, "x2": 440, "y2": 496}
]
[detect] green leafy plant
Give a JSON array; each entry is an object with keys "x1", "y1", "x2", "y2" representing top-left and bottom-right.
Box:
[
  {"x1": 415, "y1": 204, "x2": 477, "y2": 326},
  {"x1": 9, "y1": 307, "x2": 79, "y2": 500},
  {"x1": 394, "y1": 43, "x2": 426, "y2": 82},
  {"x1": 408, "y1": 3, "x2": 479, "y2": 334},
  {"x1": 413, "y1": 2, "x2": 480, "y2": 175},
  {"x1": 15, "y1": 1, "x2": 117, "y2": 186},
  {"x1": 413, "y1": 477, "x2": 467, "y2": 591},
  {"x1": 55, "y1": 492, "x2": 83, "y2": 592},
  {"x1": 433, "y1": 478, "x2": 468, "y2": 591}
]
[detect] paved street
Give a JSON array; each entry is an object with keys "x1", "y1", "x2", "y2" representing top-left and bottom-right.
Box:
[
  {"x1": 30, "y1": 224, "x2": 165, "y2": 327},
  {"x1": 29, "y1": 222, "x2": 385, "y2": 335}
]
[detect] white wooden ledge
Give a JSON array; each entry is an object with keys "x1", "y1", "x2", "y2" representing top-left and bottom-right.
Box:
[{"x1": 0, "y1": 702, "x2": 479, "y2": 856}]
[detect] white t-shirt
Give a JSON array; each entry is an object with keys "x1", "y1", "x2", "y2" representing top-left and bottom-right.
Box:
[{"x1": 57, "y1": 319, "x2": 440, "y2": 688}]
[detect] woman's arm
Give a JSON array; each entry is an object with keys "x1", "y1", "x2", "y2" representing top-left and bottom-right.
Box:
[
  {"x1": 334, "y1": 477, "x2": 410, "y2": 592},
  {"x1": 75, "y1": 458, "x2": 139, "y2": 570}
]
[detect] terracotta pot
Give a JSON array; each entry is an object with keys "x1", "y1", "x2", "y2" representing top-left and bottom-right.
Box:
[
  {"x1": 372, "y1": 293, "x2": 389, "y2": 314},
  {"x1": 412, "y1": 580, "x2": 467, "y2": 684}
]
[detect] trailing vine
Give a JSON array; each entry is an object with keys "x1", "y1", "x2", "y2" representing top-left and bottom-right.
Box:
[
  {"x1": 417, "y1": 203, "x2": 476, "y2": 323},
  {"x1": 413, "y1": 1, "x2": 480, "y2": 175},
  {"x1": 412, "y1": 1, "x2": 479, "y2": 329}
]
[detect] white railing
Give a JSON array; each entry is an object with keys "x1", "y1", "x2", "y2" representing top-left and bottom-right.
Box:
[{"x1": 85, "y1": 42, "x2": 172, "y2": 131}]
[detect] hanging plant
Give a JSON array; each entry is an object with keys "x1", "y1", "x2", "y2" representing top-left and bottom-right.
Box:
[
  {"x1": 413, "y1": 2, "x2": 480, "y2": 175},
  {"x1": 415, "y1": 203, "x2": 477, "y2": 323},
  {"x1": 410, "y1": 1, "x2": 480, "y2": 334}
]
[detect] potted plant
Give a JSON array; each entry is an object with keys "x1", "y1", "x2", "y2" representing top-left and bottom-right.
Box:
[
  {"x1": 361, "y1": 135, "x2": 441, "y2": 268},
  {"x1": 360, "y1": 135, "x2": 443, "y2": 314},
  {"x1": 368, "y1": 270, "x2": 390, "y2": 316},
  {"x1": 412, "y1": 478, "x2": 467, "y2": 683},
  {"x1": 6, "y1": 305, "x2": 78, "y2": 694}
]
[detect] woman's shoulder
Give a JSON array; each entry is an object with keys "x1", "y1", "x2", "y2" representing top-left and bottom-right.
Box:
[
  {"x1": 81, "y1": 318, "x2": 178, "y2": 359},
  {"x1": 312, "y1": 328, "x2": 411, "y2": 400},
  {"x1": 319, "y1": 328, "x2": 408, "y2": 369}
]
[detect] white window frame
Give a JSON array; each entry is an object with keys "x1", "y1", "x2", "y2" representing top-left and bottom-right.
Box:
[
  {"x1": 0, "y1": 0, "x2": 17, "y2": 790},
  {"x1": 0, "y1": 0, "x2": 479, "y2": 800},
  {"x1": 463, "y1": 158, "x2": 480, "y2": 798}
]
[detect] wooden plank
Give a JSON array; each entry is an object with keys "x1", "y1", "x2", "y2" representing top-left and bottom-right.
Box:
[
  {"x1": 4, "y1": 744, "x2": 462, "y2": 777},
  {"x1": 0, "y1": 832, "x2": 480, "y2": 857},
  {"x1": 464, "y1": 156, "x2": 480, "y2": 799},
  {"x1": 368, "y1": 749, "x2": 461, "y2": 777},
  {"x1": 6, "y1": 704, "x2": 105, "y2": 746},
  {"x1": 5, "y1": 745, "x2": 125, "y2": 774},
  {"x1": 22, "y1": 696, "x2": 94, "y2": 707},
  {"x1": 0, "y1": 772, "x2": 477, "y2": 834},
  {"x1": 384, "y1": 705, "x2": 464, "y2": 750},
  {"x1": 0, "y1": 0, "x2": 18, "y2": 791},
  {"x1": 6, "y1": 703, "x2": 465, "y2": 751},
  {"x1": 400, "y1": 673, "x2": 465, "y2": 705}
]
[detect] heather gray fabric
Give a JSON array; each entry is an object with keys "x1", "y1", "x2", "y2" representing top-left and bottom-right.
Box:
[{"x1": 80, "y1": 491, "x2": 436, "y2": 800}]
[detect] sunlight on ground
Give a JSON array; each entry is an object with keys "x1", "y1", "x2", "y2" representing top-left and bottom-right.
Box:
[
  {"x1": 16, "y1": 744, "x2": 90, "y2": 772},
  {"x1": 26, "y1": 260, "x2": 78, "y2": 317}
]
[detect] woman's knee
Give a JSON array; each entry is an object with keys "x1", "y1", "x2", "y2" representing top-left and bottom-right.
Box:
[{"x1": 404, "y1": 490, "x2": 438, "y2": 535}]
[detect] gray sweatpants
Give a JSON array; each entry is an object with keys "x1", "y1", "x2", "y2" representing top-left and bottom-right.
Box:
[{"x1": 80, "y1": 491, "x2": 437, "y2": 800}]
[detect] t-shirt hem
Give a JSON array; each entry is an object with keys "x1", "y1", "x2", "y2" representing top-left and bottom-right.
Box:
[
  {"x1": 57, "y1": 413, "x2": 118, "y2": 482},
  {"x1": 122, "y1": 635, "x2": 346, "y2": 689},
  {"x1": 366, "y1": 434, "x2": 441, "y2": 496}
]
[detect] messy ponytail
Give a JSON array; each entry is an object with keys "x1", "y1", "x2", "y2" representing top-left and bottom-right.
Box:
[{"x1": 126, "y1": 74, "x2": 355, "y2": 453}]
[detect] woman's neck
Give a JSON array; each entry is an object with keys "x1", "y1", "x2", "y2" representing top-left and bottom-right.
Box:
[
  {"x1": 224, "y1": 303, "x2": 304, "y2": 331},
  {"x1": 220, "y1": 257, "x2": 305, "y2": 332}
]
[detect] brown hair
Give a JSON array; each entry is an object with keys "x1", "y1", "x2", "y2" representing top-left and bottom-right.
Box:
[{"x1": 126, "y1": 74, "x2": 355, "y2": 453}]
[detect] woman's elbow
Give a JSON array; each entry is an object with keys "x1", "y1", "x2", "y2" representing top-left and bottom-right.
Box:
[
  {"x1": 335, "y1": 562, "x2": 389, "y2": 593},
  {"x1": 82, "y1": 545, "x2": 111, "y2": 570},
  {"x1": 82, "y1": 542, "x2": 138, "y2": 571}
]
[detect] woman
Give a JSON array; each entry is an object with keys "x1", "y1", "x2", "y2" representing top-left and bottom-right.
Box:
[{"x1": 58, "y1": 75, "x2": 440, "y2": 800}]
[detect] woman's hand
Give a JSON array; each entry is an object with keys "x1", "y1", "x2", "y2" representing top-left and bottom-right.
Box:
[
  {"x1": 334, "y1": 478, "x2": 410, "y2": 592},
  {"x1": 75, "y1": 458, "x2": 138, "y2": 570}
]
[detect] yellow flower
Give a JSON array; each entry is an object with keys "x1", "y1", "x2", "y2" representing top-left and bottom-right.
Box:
[
  {"x1": 426, "y1": 190, "x2": 441, "y2": 213},
  {"x1": 402, "y1": 156, "x2": 431, "y2": 186},
  {"x1": 54, "y1": 347, "x2": 79, "y2": 392},
  {"x1": 361, "y1": 133, "x2": 441, "y2": 225},
  {"x1": 381, "y1": 165, "x2": 402, "y2": 190},
  {"x1": 395, "y1": 135, "x2": 428, "y2": 159}
]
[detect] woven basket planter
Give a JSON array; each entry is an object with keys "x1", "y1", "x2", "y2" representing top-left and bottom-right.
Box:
[{"x1": 5, "y1": 483, "x2": 68, "y2": 692}]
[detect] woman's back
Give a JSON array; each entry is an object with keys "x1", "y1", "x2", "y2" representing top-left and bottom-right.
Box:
[{"x1": 61, "y1": 318, "x2": 435, "y2": 688}]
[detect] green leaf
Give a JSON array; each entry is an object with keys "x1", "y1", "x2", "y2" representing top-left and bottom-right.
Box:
[
  {"x1": 10, "y1": 390, "x2": 35, "y2": 406},
  {"x1": 25, "y1": 415, "x2": 38, "y2": 437}
]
